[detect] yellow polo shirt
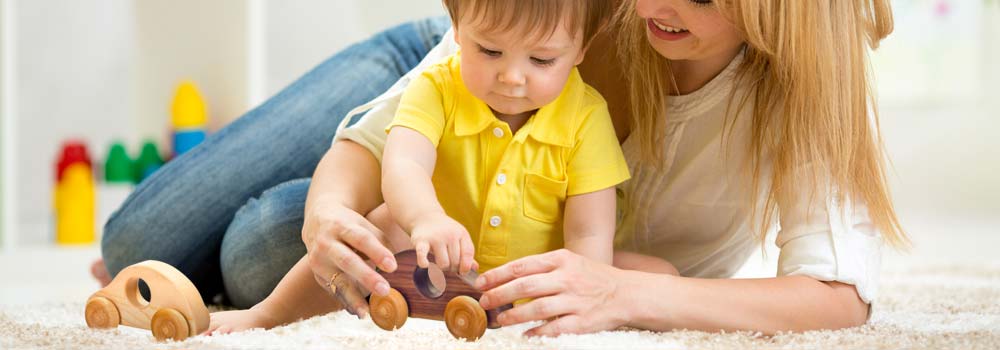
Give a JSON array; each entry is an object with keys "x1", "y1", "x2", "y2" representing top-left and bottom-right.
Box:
[{"x1": 387, "y1": 52, "x2": 629, "y2": 271}]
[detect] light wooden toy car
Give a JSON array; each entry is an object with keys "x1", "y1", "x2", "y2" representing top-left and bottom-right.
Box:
[
  {"x1": 368, "y1": 249, "x2": 513, "y2": 341},
  {"x1": 84, "y1": 260, "x2": 209, "y2": 341}
]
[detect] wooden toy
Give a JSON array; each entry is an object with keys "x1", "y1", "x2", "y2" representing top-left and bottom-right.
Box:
[
  {"x1": 84, "y1": 260, "x2": 209, "y2": 341},
  {"x1": 368, "y1": 249, "x2": 513, "y2": 341}
]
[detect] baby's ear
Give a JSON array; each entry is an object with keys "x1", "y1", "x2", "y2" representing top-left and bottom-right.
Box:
[{"x1": 575, "y1": 39, "x2": 592, "y2": 66}]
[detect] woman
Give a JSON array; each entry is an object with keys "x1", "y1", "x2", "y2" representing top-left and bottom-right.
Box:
[{"x1": 101, "y1": 0, "x2": 906, "y2": 336}]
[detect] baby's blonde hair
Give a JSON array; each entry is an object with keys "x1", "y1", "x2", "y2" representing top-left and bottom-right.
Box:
[
  {"x1": 614, "y1": 0, "x2": 909, "y2": 248},
  {"x1": 442, "y1": 0, "x2": 611, "y2": 47}
]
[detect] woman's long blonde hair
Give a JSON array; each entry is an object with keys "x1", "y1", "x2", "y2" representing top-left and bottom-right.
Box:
[{"x1": 615, "y1": 0, "x2": 908, "y2": 248}]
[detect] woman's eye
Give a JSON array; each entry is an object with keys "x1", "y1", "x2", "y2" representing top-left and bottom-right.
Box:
[
  {"x1": 478, "y1": 45, "x2": 501, "y2": 57},
  {"x1": 531, "y1": 57, "x2": 556, "y2": 66},
  {"x1": 689, "y1": 0, "x2": 713, "y2": 6}
]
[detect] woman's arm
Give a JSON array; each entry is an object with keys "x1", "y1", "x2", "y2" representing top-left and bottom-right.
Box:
[
  {"x1": 562, "y1": 188, "x2": 616, "y2": 264},
  {"x1": 476, "y1": 249, "x2": 868, "y2": 336},
  {"x1": 625, "y1": 273, "x2": 869, "y2": 334},
  {"x1": 302, "y1": 140, "x2": 399, "y2": 316}
]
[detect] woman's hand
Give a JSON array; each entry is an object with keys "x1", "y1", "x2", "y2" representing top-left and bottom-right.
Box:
[
  {"x1": 475, "y1": 249, "x2": 634, "y2": 336},
  {"x1": 302, "y1": 196, "x2": 397, "y2": 317}
]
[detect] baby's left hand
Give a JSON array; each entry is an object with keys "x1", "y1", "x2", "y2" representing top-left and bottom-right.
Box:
[{"x1": 409, "y1": 213, "x2": 478, "y2": 274}]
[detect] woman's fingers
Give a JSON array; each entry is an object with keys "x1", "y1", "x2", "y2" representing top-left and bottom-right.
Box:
[
  {"x1": 324, "y1": 241, "x2": 389, "y2": 296},
  {"x1": 496, "y1": 295, "x2": 574, "y2": 326},
  {"x1": 332, "y1": 272, "x2": 372, "y2": 319},
  {"x1": 479, "y1": 272, "x2": 563, "y2": 310},
  {"x1": 475, "y1": 249, "x2": 565, "y2": 291},
  {"x1": 339, "y1": 222, "x2": 396, "y2": 272},
  {"x1": 524, "y1": 314, "x2": 588, "y2": 337}
]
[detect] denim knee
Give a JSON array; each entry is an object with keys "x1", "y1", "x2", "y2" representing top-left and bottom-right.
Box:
[
  {"x1": 101, "y1": 208, "x2": 146, "y2": 278},
  {"x1": 220, "y1": 178, "x2": 310, "y2": 309}
]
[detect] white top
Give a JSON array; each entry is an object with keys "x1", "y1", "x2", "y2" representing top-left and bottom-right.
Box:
[{"x1": 333, "y1": 29, "x2": 883, "y2": 304}]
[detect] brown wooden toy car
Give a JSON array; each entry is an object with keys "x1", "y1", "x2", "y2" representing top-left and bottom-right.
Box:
[
  {"x1": 84, "y1": 260, "x2": 209, "y2": 341},
  {"x1": 368, "y1": 249, "x2": 513, "y2": 341}
]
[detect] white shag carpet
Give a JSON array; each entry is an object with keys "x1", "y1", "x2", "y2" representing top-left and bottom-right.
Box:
[{"x1": 2, "y1": 261, "x2": 999, "y2": 350}]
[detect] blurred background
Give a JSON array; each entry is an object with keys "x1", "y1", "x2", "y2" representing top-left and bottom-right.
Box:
[{"x1": 0, "y1": 1, "x2": 997, "y2": 304}]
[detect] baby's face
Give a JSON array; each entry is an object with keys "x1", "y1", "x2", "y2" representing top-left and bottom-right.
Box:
[{"x1": 455, "y1": 15, "x2": 586, "y2": 119}]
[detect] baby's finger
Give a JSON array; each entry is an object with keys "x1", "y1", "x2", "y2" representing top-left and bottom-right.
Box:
[
  {"x1": 460, "y1": 236, "x2": 476, "y2": 274},
  {"x1": 214, "y1": 326, "x2": 232, "y2": 336},
  {"x1": 433, "y1": 242, "x2": 451, "y2": 270},
  {"x1": 203, "y1": 320, "x2": 219, "y2": 336},
  {"x1": 447, "y1": 240, "x2": 461, "y2": 272},
  {"x1": 415, "y1": 241, "x2": 431, "y2": 268}
]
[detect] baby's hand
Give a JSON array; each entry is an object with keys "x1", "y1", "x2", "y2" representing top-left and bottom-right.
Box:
[
  {"x1": 203, "y1": 308, "x2": 281, "y2": 336},
  {"x1": 410, "y1": 214, "x2": 477, "y2": 274}
]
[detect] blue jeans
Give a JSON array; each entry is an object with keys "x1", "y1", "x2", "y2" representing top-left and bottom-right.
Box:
[{"x1": 101, "y1": 17, "x2": 451, "y2": 309}]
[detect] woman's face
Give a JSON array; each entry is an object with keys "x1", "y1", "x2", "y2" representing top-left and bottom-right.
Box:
[{"x1": 635, "y1": 0, "x2": 744, "y2": 62}]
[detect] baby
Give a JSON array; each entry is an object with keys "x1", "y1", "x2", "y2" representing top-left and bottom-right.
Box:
[{"x1": 207, "y1": 0, "x2": 622, "y2": 334}]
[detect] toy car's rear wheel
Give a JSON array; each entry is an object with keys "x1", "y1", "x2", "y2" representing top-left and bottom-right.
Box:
[
  {"x1": 370, "y1": 287, "x2": 408, "y2": 331},
  {"x1": 445, "y1": 295, "x2": 487, "y2": 341},
  {"x1": 151, "y1": 307, "x2": 190, "y2": 341},
  {"x1": 85, "y1": 297, "x2": 120, "y2": 329}
]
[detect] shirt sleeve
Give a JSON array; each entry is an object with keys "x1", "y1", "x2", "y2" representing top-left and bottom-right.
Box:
[
  {"x1": 775, "y1": 177, "x2": 883, "y2": 304},
  {"x1": 385, "y1": 68, "x2": 448, "y2": 147},
  {"x1": 332, "y1": 27, "x2": 458, "y2": 163},
  {"x1": 565, "y1": 97, "x2": 631, "y2": 196}
]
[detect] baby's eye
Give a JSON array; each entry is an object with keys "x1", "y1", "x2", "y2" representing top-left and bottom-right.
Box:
[
  {"x1": 478, "y1": 45, "x2": 501, "y2": 57},
  {"x1": 531, "y1": 57, "x2": 556, "y2": 67}
]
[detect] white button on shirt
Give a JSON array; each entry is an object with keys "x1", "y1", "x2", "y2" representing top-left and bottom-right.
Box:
[
  {"x1": 496, "y1": 173, "x2": 507, "y2": 185},
  {"x1": 492, "y1": 127, "x2": 504, "y2": 138},
  {"x1": 489, "y1": 216, "x2": 501, "y2": 227}
]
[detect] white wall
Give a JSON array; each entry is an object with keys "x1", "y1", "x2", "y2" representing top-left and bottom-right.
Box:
[
  {"x1": 1, "y1": 0, "x2": 11, "y2": 250},
  {"x1": 2, "y1": 0, "x2": 446, "y2": 247},
  {"x1": 257, "y1": 0, "x2": 445, "y2": 104},
  {"x1": 11, "y1": 0, "x2": 137, "y2": 246},
  {"x1": 872, "y1": 1, "x2": 1000, "y2": 221},
  {"x1": 872, "y1": 1, "x2": 992, "y2": 107},
  {"x1": 133, "y1": 0, "x2": 250, "y2": 135}
]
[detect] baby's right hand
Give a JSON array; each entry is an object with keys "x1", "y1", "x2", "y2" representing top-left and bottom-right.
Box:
[{"x1": 410, "y1": 214, "x2": 477, "y2": 274}]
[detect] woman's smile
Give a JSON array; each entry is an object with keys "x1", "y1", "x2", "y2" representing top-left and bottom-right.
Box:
[{"x1": 647, "y1": 18, "x2": 692, "y2": 41}]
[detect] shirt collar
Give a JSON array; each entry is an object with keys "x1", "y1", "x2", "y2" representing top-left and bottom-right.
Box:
[{"x1": 451, "y1": 53, "x2": 583, "y2": 148}]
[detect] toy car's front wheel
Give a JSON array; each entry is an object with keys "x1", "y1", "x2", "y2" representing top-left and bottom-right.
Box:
[
  {"x1": 445, "y1": 295, "x2": 487, "y2": 341},
  {"x1": 85, "y1": 296, "x2": 120, "y2": 329},
  {"x1": 151, "y1": 307, "x2": 190, "y2": 341},
  {"x1": 370, "y1": 287, "x2": 409, "y2": 331}
]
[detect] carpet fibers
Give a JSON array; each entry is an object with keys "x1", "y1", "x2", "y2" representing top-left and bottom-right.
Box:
[{"x1": 2, "y1": 262, "x2": 998, "y2": 349}]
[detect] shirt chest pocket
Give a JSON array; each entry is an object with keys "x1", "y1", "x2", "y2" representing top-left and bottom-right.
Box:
[{"x1": 522, "y1": 173, "x2": 568, "y2": 223}]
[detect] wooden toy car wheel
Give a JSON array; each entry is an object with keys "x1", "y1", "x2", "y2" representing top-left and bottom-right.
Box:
[
  {"x1": 85, "y1": 296, "x2": 120, "y2": 329},
  {"x1": 445, "y1": 295, "x2": 487, "y2": 341},
  {"x1": 150, "y1": 307, "x2": 190, "y2": 341},
  {"x1": 370, "y1": 288, "x2": 408, "y2": 331}
]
